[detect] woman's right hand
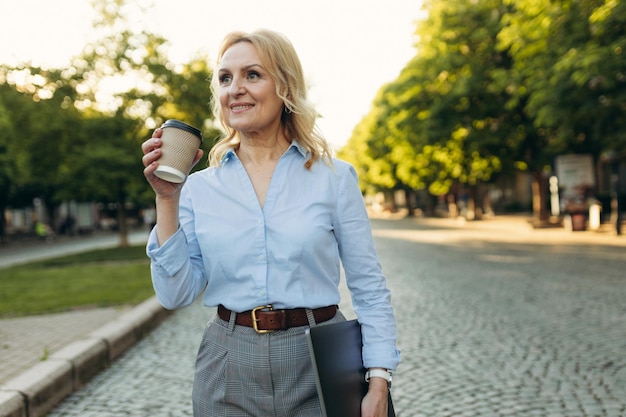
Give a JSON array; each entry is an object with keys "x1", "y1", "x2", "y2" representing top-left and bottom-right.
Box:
[{"x1": 141, "y1": 127, "x2": 203, "y2": 199}]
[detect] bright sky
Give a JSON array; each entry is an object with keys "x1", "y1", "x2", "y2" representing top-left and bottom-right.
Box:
[{"x1": 0, "y1": 0, "x2": 422, "y2": 149}]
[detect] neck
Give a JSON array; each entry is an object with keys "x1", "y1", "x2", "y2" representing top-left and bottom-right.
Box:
[{"x1": 237, "y1": 131, "x2": 290, "y2": 164}]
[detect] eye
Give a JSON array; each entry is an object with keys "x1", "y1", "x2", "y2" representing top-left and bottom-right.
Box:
[
  {"x1": 247, "y1": 71, "x2": 261, "y2": 81},
  {"x1": 218, "y1": 73, "x2": 232, "y2": 85}
]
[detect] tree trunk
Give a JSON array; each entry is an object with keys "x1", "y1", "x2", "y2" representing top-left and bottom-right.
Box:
[
  {"x1": 117, "y1": 202, "x2": 129, "y2": 247},
  {"x1": 384, "y1": 190, "x2": 397, "y2": 212},
  {"x1": 531, "y1": 172, "x2": 549, "y2": 223},
  {"x1": 0, "y1": 202, "x2": 6, "y2": 244},
  {"x1": 404, "y1": 189, "x2": 415, "y2": 217}
]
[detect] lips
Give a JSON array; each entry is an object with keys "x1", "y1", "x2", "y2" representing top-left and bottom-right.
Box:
[{"x1": 230, "y1": 103, "x2": 254, "y2": 112}]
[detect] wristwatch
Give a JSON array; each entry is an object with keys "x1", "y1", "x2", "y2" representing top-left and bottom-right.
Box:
[{"x1": 365, "y1": 369, "x2": 392, "y2": 388}]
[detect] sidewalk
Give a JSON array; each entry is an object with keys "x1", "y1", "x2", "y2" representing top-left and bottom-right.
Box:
[
  {"x1": 0, "y1": 298, "x2": 171, "y2": 417},
  {"x1": 0, "y1": 230, "x2": 151, "y2": 269},
  {"x1": 0, "y1": 230, "x2": 171, "y2": 417},
  {"x1": 369, "y1": 210, "x2": 626, "y2": 246},
  {"x1": 0, "y1": 229, "x2": 153, "y2": 382},
  {"x1": 0, "y1": 307, "x2": 132, "y2": 383}
]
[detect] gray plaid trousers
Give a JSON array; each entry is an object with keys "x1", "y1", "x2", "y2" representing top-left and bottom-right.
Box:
[{"x1": 192, "y1": 310, "x2": 346, "y2": 416}]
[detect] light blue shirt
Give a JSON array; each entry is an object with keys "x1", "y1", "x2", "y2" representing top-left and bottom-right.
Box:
[{"x1": 147, "y1": 141, "x2": 400, "y2": 370}]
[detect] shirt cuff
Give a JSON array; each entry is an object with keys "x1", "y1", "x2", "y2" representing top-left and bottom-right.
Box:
[
  {"x1": 146, "y1": 226, "x2": 188, "y2": 277},
  {"x1": 362, "y1": 345, "x2": 401, "y2": 372}
]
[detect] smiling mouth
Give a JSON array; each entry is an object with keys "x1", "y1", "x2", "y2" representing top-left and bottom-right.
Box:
[{"x1": 231, "y1": 104, "x2": 253, "y2": 111}]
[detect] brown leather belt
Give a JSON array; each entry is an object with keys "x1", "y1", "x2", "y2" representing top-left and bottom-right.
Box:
[{"x1": 217, "y1": 304, "x2": 337, "y2": 333}]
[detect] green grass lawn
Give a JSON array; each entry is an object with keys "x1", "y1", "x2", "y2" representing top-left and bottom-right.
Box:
[{"x1": 0, "y1": 245, "x2": 155, "y2": 317}]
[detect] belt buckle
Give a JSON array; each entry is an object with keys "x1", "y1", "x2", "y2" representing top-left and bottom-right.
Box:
[{"x1": 251, "y1": 305, "x2": 273, "y2": 334}]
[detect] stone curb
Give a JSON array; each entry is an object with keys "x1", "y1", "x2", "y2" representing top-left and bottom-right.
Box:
[{"x1": 0, "y1": 297, "x2": 172, "y2": 417}]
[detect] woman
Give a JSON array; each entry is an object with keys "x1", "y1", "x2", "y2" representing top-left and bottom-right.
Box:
[{"x1": 141, "y1": 29, "x2": 400, "y2": 417}]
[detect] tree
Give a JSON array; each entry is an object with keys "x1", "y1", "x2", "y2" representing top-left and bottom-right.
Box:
[
  {"x1": 0, "y1": 91, "x2": 15, "y2": 242},
  {"x1": 0, "y1": 0, "x2": 218, "y2": 245},
  {"x1": 341, "y1": 0, "x2": 625, "y2": 223},
  {"x1": 0, "y1": 66, "x2": 82, "y2": 237},
  {"x1": 57, "y1": 0, "x2": 216, "y2": 246},
  {"x1": 348, "y1": 0, "x2": 513, "y2": 215},
  {"x1": 497, "y1": 0, "x2": 626, "y2": 222}
]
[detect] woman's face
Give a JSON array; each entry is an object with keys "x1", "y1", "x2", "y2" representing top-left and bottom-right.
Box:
[{"x1": 217, "y1": 42, "x2": 284, "y2": 136}]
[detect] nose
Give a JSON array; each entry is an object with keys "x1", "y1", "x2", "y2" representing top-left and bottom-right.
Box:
[{"x1": 229, "y1": 76, "x2": 245, "y2": 96}]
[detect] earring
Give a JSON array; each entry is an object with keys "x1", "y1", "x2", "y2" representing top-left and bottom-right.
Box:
[{"x1": 284, "y1": 106, "x2": 293, "y2": 114}]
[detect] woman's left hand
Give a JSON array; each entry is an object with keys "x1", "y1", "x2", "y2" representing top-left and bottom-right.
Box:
[{"x1": 361, "y1": 378, "x2": 389, "y2": 417}]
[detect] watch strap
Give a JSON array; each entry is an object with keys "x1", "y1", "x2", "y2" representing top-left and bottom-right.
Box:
[{"x1": 365, "y1": 369, "x2": 392, "y2": 387}]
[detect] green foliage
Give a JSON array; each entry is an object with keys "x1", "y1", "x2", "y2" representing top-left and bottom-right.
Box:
[
  {"x1": 340, "y1": 0, "x2": 625, "y2": 220},
  {"x1": 0, "y1": 0, "x2": 218, "y2": 242},
  {"x1": 0, "y1": 94, "x2": 14, "y2": 240},
  {"x1": 0, "y1": 94, "x2": 14, "y2": 197},
  {"x1": 342, "y1": 0, "x2": 514, "y2": 196}
]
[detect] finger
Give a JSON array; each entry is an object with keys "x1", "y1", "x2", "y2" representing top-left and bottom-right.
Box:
[
  {"x1": 191, "y1": 149, "x2": 204, "y2": 167},
  {"x1": 141, "y1": 137, "x2": 162, "y2": 155},
  {"x1": 141, "y1": 127, "x2": 162, "y2": 154},
  {"x1": 143, "y1": 160, "x2": 158, "y2": 180},
  {"x1": 141, "y1": 147, "x2": 161, "y2": 167}
]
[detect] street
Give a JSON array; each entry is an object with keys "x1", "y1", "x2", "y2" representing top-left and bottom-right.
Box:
[{"x1": 44, "y1": 216, "x2": 626, "y2": 416}]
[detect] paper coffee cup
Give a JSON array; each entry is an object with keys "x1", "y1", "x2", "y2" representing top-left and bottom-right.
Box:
[{"x1": 154, "y1": 120, "x2": 203, "y2": 183}]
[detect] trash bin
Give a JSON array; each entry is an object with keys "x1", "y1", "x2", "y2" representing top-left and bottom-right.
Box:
[{"x1": 568, "y1": 212, "x2": 587, "y2": 231}]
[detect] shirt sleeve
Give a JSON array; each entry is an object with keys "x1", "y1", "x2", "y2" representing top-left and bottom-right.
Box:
[
  {"x1": 146, "y1": 185, "x2": 207, "y2": 310},
  {"x1": 332, "y1": 162, "x2": 401, "y2": 371}
]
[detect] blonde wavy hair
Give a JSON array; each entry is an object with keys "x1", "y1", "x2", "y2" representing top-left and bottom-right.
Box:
[{"x1": 207, "y1": 29, "x2": 333, "y2": 169}]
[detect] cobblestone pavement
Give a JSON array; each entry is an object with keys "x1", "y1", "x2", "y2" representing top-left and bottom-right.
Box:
[{"x1": 44, "y1": 216, "x2": 626, "y2": 417}]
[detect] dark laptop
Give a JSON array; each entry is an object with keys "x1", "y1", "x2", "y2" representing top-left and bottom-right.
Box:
[{"x1": 305, "y1": 319, "x2": 396, "y2": 417}]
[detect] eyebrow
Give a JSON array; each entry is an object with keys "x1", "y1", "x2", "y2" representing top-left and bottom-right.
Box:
[{"x1": 218, "y1": 63, "x2": 264, "y2": 73}]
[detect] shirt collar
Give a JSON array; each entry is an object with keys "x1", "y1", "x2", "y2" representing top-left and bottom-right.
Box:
[
  {"x1": 220, "y1": 140, "x2": 308, "y2": 165},
  {"x1": 221, "y1": 148, "x2": 237, "y2": 165},
  {"x1": 290, "y1": 140, "x2": 308, "y2": 158}
]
